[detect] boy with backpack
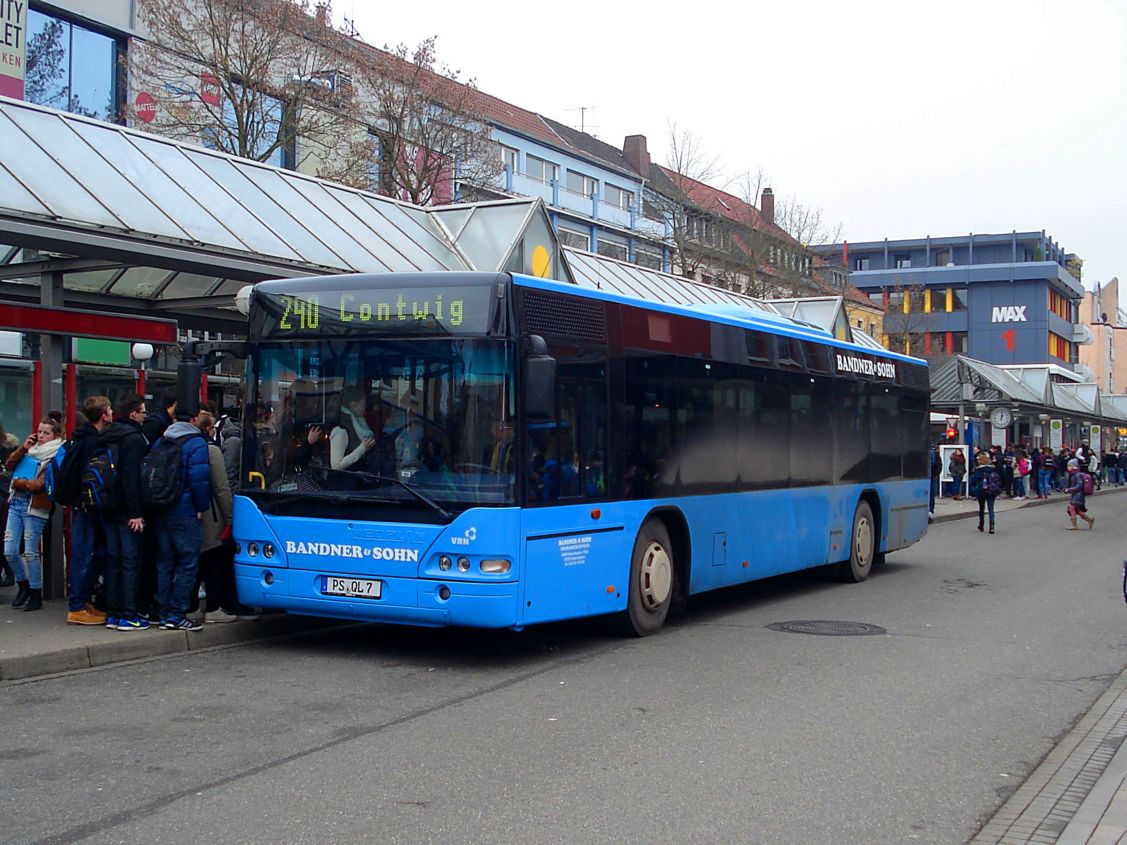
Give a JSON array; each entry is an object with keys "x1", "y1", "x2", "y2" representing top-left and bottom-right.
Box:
[
  {"x1": 97, "y1": 394, "x2": 151, "y2": 630},
  {"x1": 64, "y1": 396, "x2": 113, "y2": 626},
  {"x1": 1065, "y1": 458, "x2": 1096, "y2": 530},
  {"x1": 147, "y1": 408, "x2": 211, "y2": 631},
  {"x1": 969, "y1": 451, "x2": 1002, "y2": 535}
]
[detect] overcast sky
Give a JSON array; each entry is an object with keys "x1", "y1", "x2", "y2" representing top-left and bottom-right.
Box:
[{"x1": 335, "y1": 0, "x2": 1127, "y2": 289}]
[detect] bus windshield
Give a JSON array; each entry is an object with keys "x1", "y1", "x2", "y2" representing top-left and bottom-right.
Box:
[{"x1": 244, "y1": 338, "x2": 516, "y2": 514}]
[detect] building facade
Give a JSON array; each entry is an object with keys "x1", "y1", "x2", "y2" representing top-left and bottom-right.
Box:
[
  {"x1": 1080, "y1": 278, "x2": 1127, "y2": 393},
  {"x1": 816, "y1": 232, "x2": 1090, "y2": 371}
]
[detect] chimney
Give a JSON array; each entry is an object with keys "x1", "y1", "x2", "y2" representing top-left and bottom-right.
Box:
[
  {"x1": 760, "y1": 187, "x2": 774, "y2": 224},
  {"x1": 623, "y1": 134, "x2": 651, "y2": 176},
  {"x1": 315, "y1": 3, "x2": 328, "y2": 25}
]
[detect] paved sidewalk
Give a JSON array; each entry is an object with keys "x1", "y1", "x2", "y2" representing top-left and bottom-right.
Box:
[{"x1": 2, "y1": 485, "x2": 1125, "y2": 844}]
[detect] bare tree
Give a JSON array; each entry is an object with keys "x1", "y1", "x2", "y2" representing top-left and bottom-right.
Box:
[
  {"x1": 132, "y1": 0, "x2": 372, "y2": 184},
  {"x1": 774, "y1": 194, "x2": 842, "y2": 251},
  {"x1": 883, "y1": 282, "x2": 930, "y2": 357},
  {"x1": 350, "y1": 37, "x2": 501, "y2": 206}
]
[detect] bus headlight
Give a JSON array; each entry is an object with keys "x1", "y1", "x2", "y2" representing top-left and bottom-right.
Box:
[
  {"x1": 480, "y1": 559, "x2": 511, "y2": 574},
  {"x1": 248, "y1": 542, "x2": 260, "y2": 557},
  {"x1": 263, "y1": 543, "x2": 275, "y2": 559},
  {"x1": 457, "y1": 557, "x2": 471, "y2": 572},
  {"x1": 438, "y1": 555, "x2": 453, "y2": 571}
]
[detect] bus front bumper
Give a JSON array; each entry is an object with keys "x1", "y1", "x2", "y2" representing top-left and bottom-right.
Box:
[{"x1": 235, "y1": 565, "x2": 520, "y2": 629}]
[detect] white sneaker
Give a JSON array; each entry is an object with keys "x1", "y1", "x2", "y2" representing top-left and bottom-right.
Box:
[{"x1": 205, "y1": 609, "x2": 238, "y2": 623}]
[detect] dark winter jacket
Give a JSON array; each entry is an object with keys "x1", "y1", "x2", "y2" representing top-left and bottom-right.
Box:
[
  {"x1": 154, "y1": 421, "x2": 211, "y2": 517},
  {"x1": 99, "y1": 419, "x2": 149, "y2": 522},
  {"x1": 968, "y1": 465, "x2": 999, "y2": 500},
  {"x1": 71, "y1": 423, "x2": 103, "y2": 476},
  {"x1": 142, "y1": 408, "x2": 174, "y2": 445}
]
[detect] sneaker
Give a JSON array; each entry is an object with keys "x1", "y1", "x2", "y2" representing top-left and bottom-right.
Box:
[
  {"x1": 67, "y1": 609, "x2": 106, "y2": 626},
  {"x1": 105, "y1": 616, "x2": 120, "y2": 629},
  {"x1": 161, "y1": 617, "x2": 203, "y2": 632},
  {"x1": 205, "y1": 609, "x2": 238, "y2": 624},
  {"x1": 230, "y1": 604, "x2": 260, "y2": 621},
  {"x1": 117, "y1": 617, "x2": 151, "y2": 631},
  {"x1": 186, "y1": 609, "x2": 206, "y2": 623}
]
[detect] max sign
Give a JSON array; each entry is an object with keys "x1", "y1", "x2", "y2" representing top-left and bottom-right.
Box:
[{"x1": 991, "y1": 306, "x2": 1028, "y2": 323}]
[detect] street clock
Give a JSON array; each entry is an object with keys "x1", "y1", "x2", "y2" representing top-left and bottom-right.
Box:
[{"x1": 990, "y1": 407, "x2": 1012, "y2": 428}]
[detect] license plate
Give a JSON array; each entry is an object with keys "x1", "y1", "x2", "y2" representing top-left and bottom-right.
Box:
[{"x1": 323, "y1": 577, "x2": 382, "y2": 599}]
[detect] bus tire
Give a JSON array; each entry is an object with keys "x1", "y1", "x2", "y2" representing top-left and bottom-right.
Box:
[
  {"x1": 840, "y1": 501, "x2": 876, "y2": 583},
  {"x1": 620, "y1": 519, "x2": 674, "y2": 636}
]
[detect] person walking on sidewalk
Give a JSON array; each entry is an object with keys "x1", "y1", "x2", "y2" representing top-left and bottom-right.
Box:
[
  {"x1": 3, "y1": 417, "x2": 64, "y2": 610},
  {"x1": 151, "y1": 409, "x2": 210, "y2": 631},
  {"x1": 969, "y1": 451, "x2": 1001, "y2": 535},
  {"x1": 98, "y1": 394, "x2": 150, "y2": 631},
  {"x1": 1065, "y1": 458, "x2": 1096, "y2": 530}
]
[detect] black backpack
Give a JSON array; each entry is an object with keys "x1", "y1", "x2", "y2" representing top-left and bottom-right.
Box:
[
  {"x1": 79, "y1": 443, "x2": 121, "y2": 512},
  {"x1": 45, "y1": 439, "x2": 83, "y2": 506},
  {"x1": 140, "y1": 434, "x2": 193, "y2": 510}
]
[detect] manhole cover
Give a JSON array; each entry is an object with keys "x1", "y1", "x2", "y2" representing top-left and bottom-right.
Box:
[{"x1": 766, "y1": 620, "x2": 887, "y2": 637}]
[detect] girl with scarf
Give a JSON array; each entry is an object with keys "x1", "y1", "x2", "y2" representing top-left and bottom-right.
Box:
[{"x1": 4, "y1": 417, "x2": 64, "y2": 610}]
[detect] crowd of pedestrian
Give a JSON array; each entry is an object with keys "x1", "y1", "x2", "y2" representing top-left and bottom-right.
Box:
[
  {"x1": 930, "y1": 438, "x2": 1111, "y2": 535},
  {"x1": 0, "y1": 389, "x2": 254, "y2": 631}
]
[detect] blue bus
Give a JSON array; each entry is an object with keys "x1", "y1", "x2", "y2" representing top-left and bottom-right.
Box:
[{"x1": 229, "y1": 271, "x2": 929, "y2": 635}]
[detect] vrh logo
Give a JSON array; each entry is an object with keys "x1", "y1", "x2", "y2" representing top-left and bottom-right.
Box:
[{"x1": 991, "y1": 305, "x2": 1027, "y2": 323}]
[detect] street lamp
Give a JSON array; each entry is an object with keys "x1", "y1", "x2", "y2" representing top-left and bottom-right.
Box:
[{"x1": 132, "y1": 342, "x2": 155, "y2": 398}]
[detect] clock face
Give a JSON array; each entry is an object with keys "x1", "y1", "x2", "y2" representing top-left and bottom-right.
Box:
[{"x1": 991, "y1": 408, "x2": 1012, "y2": 428}]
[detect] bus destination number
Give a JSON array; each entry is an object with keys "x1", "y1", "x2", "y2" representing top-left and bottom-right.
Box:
[
  {"x1": 324, "y1": 576, "x2": 382, "y2": 599},
  {"x1": 279, "y1": 295, "x2": 320, "y2": 331}
]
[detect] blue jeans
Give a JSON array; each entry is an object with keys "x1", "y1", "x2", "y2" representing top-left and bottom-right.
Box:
[
  {"x1": 977, "y1": 495, "x2": 996, "y2": 526},
  {"x1": 1013, "y1": 476, "x2": 1025, "y2": 498},
  {"x1": 69, "y1": 509, "x2": 103, "y2": 611},
  {"x1": 1037, "y1": 469, "x2": 1052, "y2": 498},
  {"x1": 3, "y1": 495, "x2": 46, "y2": 589},
  {"x1": 103, "y1": 520, "x2": 143, "y2": 619},
  {"x1": 156, "y1": 513, "x2": 202, "y2": 621}
]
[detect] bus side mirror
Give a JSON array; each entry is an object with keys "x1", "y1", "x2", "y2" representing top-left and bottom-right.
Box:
[{"x1": 523, "y1": 335, "x2": 556, "y2": 420}]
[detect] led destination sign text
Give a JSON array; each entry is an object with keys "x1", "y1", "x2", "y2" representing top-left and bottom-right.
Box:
[{"x1": 255, "y1": 284, "x2": 493, "y2": 337}]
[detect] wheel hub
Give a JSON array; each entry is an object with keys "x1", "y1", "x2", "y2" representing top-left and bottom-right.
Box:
[
  {"x1": 639, "y1": 541, "x2": 672, "y2": 610},
  {"x1": 855, "y1": 517, "x2": 873, "y2": 564}
]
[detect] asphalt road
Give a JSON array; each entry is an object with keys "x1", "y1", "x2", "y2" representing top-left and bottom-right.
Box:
[{"x1": 3, "y1": 495, "x2": 1126, "y2": 845}]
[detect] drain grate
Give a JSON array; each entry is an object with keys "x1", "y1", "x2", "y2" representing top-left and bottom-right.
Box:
[{"x1": 767, "y1": 620, "x2": 887, "y2": 637}]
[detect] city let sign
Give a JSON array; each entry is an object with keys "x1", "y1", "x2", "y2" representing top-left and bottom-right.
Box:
[{"x1": 0, "y1": 0, "x2": 28, "y2": 99}]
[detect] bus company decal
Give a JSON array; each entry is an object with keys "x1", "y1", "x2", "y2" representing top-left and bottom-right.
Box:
[
  {"x1": 284, "y1": 540, "x2": 420, "y2": 562},
  {"x1": 558, "y1": 535, "x2": 593, "y2": 567},
  {"x1": 834, "y1": 352, "x2": 896, "y2": 380},
  {"x1": 451, "y1": 527, "x2": 477, "y2": 547}
]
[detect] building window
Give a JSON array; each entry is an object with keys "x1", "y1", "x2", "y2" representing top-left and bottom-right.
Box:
[
  {"x1": 894, "y1": 254, "x2": 912, "y2": 269},
  {"x1": 526, "y1": 155, "x2": 558, "y2": 184},
  {"x1": 887, "y1": 290, "x2": 904, "y2": 310},
  {"x1": 934, "y1": 250, "x2": 951, "y2": 266},
  {"x1": 26, "y1": 9, "x2": 122, "y2": 122},
  {"x1": 605, "y1": 183, "x2": 634, "y2": 211},
  {"x1": 908, "y1": 290, "x2": 926, "y2": 312},
  {"x1": 566, "y1": 170, "x2": 598, "y2": 198},
  {"x1": 556, "y1": 225, "x2": 589, "y2": 250},
  {"x1": 500, "y1": 145, "x2": 518, "y2": 175},
  {"x1": 1049, "y1": 290, "x2": 1070, "y2": 320},
  {"x1": 868, "y1": 291, "x2": 884, "y2": 307},
  {"x1": 597, "y1": 235, "x2": 628, "y2": 262},
  {"x1": 1049, "y1": 332, "x2": 1072, "y2": 361},
  {"x1": 854, "y1": 257, "x2": 870, "y2": 271},
  {"x1": 636, "y1": 243, "x2": 663, "y2": 270},
  {"x1": 869, "y1": 322, "x2": 877, "y2": 335},
  {"x1": 949, "y1": 287, "x2": 968, "y2": 312},
  {"x1": 202, "y1": 81, "x2": 292, "y2": 168},
  {"x1": 949, "y1": 332, "x2": 968, "y2": 354}
]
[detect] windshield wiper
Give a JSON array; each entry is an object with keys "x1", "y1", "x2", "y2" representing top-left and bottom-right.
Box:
[{"x1": 348, "y1": 471, "x2": 453, "y2": 520}]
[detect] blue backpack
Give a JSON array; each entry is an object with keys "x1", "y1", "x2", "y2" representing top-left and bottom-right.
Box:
[
  {"x1": 45, "y1": 440, "x2": 83, "y2": 506},
  {"x1": 79, "y1": 443, "x2": 121, "y2": 512}
]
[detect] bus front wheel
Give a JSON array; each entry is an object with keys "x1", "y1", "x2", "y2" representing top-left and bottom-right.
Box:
[
  {"x1": 840, "y1": 502, "x2": 876, "y2": 583},
  {"x1": 620, "y1": 519, "x2": 674, "y2": 636}
]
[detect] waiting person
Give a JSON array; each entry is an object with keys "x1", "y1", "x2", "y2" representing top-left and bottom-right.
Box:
[
  {"x1": 929, "y1": 443, "x2": 940, "y2": 516},
  {"x1": 67, "y1": 396, "x2": 113, "y2": 626},
  {"x1": 142, "y1": 387, "x2": 177, "y2": 444},
  {"x1": 152, "y1": 408, "x2": 211, "y2": 631},
  {"x1": 0, "y1": 417, "x2": 20, "y2": 589},
  {"x1": 1012, "y1": 448, "x2": 1029, "y2": 501},
  {"x1": 968, "y1": 451, "x2": 1001, "y2": 535},
  {"x1": 3, "y1": 417, "x2": 64, "y2": 610},
  {"x1": 98, "y1": 394, "x2": 150, "y2": 631},
  {"x1": 1065, "y1": 458, "x2": 1095, "y2": 530},
  {"x1": 1117, "y1": 449, "x2": 1127, "y2": 486},
  {"x1": 948, "y1": 448, "x2": 967, "y2": 500}
]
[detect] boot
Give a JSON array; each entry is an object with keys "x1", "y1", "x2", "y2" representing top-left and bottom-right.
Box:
[
  {"x1": 22, "y1": 588, "x2": 42, "y2": 611},
  {"x1": 989, "y1": 522, "x2": 995, "y2": 535},
  {"x1": 1067, "y1": 517, "x2": 1079, "y2": 530},
  {"x1": 11, "y1": 580, "x2": 30, "y2": 607},
  {"x1": 0, "y1": 558, "x2": 13, "y2": 588},
  {"x1": 977, "y1": 518, "x2": 984, "y2": 532},
  {"x1": 1085, "y1": 515, "x2": 1095, "y2": 529}
]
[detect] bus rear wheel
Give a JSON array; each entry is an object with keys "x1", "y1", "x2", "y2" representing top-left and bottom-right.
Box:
[
  {"x1": 620, "y1": 519, "x2": 674, "y2": 636},
  {"x1": 840, "y1": 501, "x2": 876, "y2": 583}
]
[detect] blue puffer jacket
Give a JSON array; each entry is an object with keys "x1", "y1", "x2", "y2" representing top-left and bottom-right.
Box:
[{"x1": 156, "y1": 421, "x2": 210, "y2": 517}]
